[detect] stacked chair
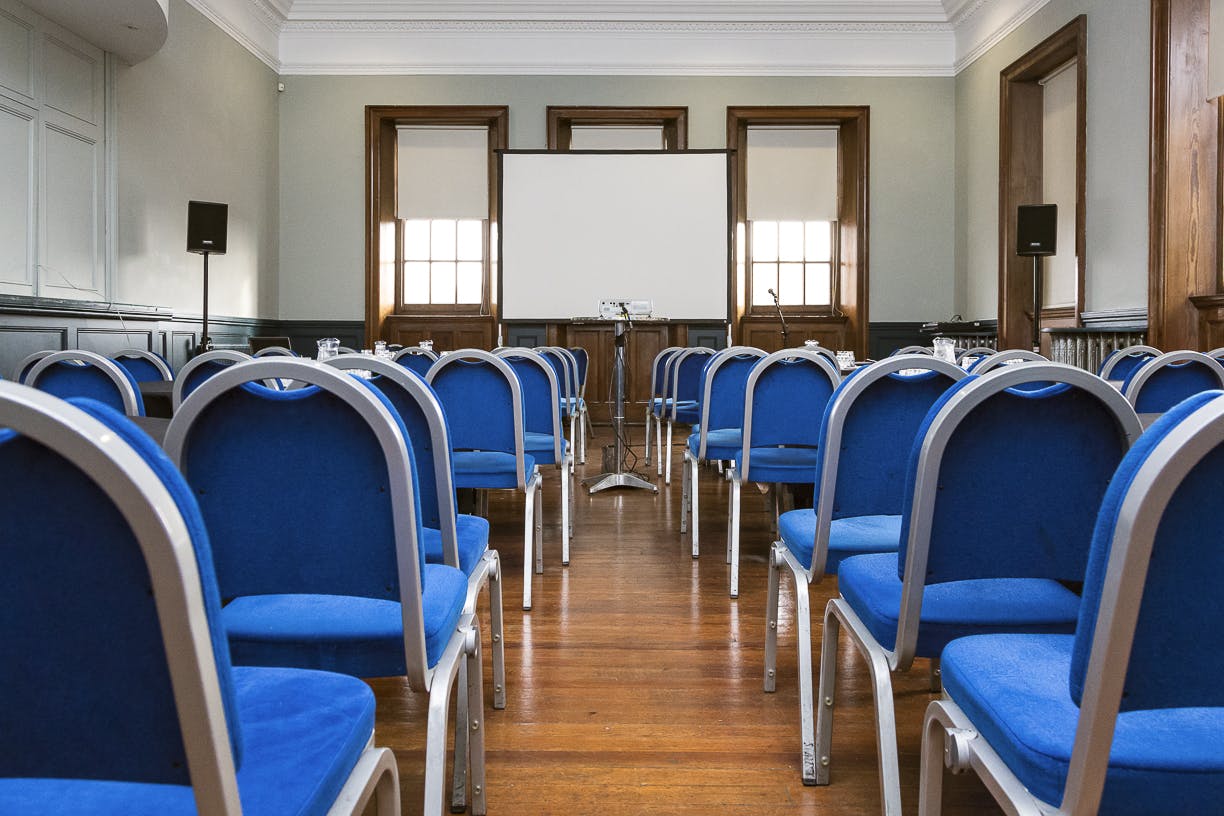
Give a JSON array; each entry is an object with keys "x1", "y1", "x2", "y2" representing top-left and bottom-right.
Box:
[
  {"x1": 0, "y1": 381, "x2": 400, "y2": 815},
  {"x1": 921, "y1": 389, "x2": 1224, "y2": 815},
  {"x1": 726, "y1": 348, "x2": 841, "y2": 597},
  {"x1": 644, "y1": 346, "x2": 684, "y2": 469},
  {"x1": 814, "y1": 363, "x2": 1141, "y2": 813},
  {"x1": 165, "y1": 358, "x2": 486, "y2": 815},
  {"x1": 764, "y1": 354, "x2": 966, "y2": 786},
  {"x1": 663, "y1": 347, "x2": 716, "y2": 484}
]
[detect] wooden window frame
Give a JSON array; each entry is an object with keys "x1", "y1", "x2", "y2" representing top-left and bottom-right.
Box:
[
  {"x1": 727, "y1": 106, "x2": 869, "y2": 354},
  {"x1": 998, "y1": 16, "x2": 1087, "y2": 350},
  {"x1": 364, "y1": 105, "x2": 508, "y2": 341},
  {"x1": 546, "y1": 106, "x2": 688, "y2": 151}
]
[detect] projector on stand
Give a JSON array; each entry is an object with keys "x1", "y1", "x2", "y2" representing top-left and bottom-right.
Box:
[{"x1": 598, "y1": 299, "x2": 653, "y2": 320}]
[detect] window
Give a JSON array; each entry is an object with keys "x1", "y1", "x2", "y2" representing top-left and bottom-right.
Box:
[
  {"x1": 749, "y1": 220, "x2": 834, "y2": 307},
  {"x1": 402, "y1": 218, "x2": 485, "y2": 305},
  {"x1": 546, "y1": 106, "x2": 688, "y2": 151}
]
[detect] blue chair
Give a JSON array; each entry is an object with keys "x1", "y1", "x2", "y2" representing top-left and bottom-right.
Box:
[
  {"x1": 681, "y1": 346, "x2": 766, "y2": 557},
  {"x1": 1098, "y1": 343, "x2": 1161, "y2": 382},
  {"x1": 956, "y1": 346, "x2": 995, "y2": 368},
  {"x1": 496, "y1": 347, "x2": 573, "y2": 564},
  {"x1": 26, "y1": 349, "x2": 144, "y2": 416},
  {"x1": 890, "y1": 345, "x2": 934, "y2": 356},
  {"x1": 251, "y1": 346, "x2": 297, "y2": 357},
  {"x1": 815, "y1": 363, "x2": 1142, "y2": 813},
  {"x1": 1121, "y1": 350, "x2": 1224, "y2": 416},
  {"x1": 12, "y1": 349, "x2": 54, "y2": 383},
  {"x1": 394, "y1": 346, "x2": 439, "y2": 378},
  {"x1": 644, "y1": 346, "x2": 684, "y2": 468},
  {"x1": 966, "y1": 347, "x2": 1045, "y2": 373},
  {"x1": 164, "y1": 358, "x2": 485, "y2": 815},
  {"x1": 921, "y1": 389, "x2": 1224, "y2": 816},
  {"x1": 428, "y1": 349, "x2": 543, "y2": 610},
  {"x1": 173, "y1": 350, "x2": 258, "y2": 410},
  {"x1": 538, "y1": 345, "x2": 586, "y2": 469},
  {"x1": 325, "y1": 354, "x2": 506, "y2": 715},
  {"x1": 0, "y1": 381, "x2": 400, "y2": 815},
  {"x1": 112, "y1": 348, "x2": 174, "y2": 382},
  {"x1": 726, "y1": 348, "x2": 841, "y2": 597},
  {"x1": 664, "y1": 346, "x2": 716, "y2": 484},
  {"x1": 764, "y1": 354, "x2": 966, "y2": 784}
]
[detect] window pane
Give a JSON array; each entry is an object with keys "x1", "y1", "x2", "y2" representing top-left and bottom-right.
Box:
[
  {"x1": 806, "y1": 262, "x2": 831, "y2": 305},
  {"x1": 736, "y1": 222, "x2": 746, "y2": 264},
  {"x1": 403, "y1": 220, "x2": 431, "y2": 260},
  {"x1": 778, "y1": 262, "x2": 803, "y2": 305},
  {"x1": 457, "y1": 261, "x2": 482, "y2": 303},
  {"x1": 430, "y1": 220, "x2": 457, "y2": 261},
  {"x1": 778, "y1": 221, "x2": 804, "y2": 261},
  {"x1": 751, "y1": 221, "x2": 777, "y2": 262},
  {"x1": 430, "y1": 261, "x2": 456, "y2": 303},
  {"x1": 457, "y1": 220, "x2": 483, "y2": 261},
  {"x1": 403, "y1": 262, "x2": 430, "y2": 303},
  {"x1": 752, "y1": 262, "x2": 776, "y2": 305},
  {"x1": 806, "y1": 221, "x2": 832, "y2": 261}
]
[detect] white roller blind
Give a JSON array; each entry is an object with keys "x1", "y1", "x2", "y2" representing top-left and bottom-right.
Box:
[
  {"x1": 746, "y1": 127, "x2": 838, "y2": 221},
  {"x1": 1211, "y1": 0, "x2": 1224, "y2": 99},
  {"x1": 1042, "y1": 61, "x2": 1077, "y2": 307},
  {"x1": 396, "y1": 125, "x2": 488, "y2": 219},
  {"x1": 570, "y1": 125, "x2": 664, "y2": 150}
]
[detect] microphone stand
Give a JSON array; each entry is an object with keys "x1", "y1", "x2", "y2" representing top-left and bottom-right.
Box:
[{"x1": 770, "y1": 289, "x2": 789, "y2": 348}]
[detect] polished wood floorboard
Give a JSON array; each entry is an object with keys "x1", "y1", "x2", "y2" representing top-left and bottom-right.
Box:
[{"x1": 370, "y1": 426, "x2": 1001, "y2": 814}]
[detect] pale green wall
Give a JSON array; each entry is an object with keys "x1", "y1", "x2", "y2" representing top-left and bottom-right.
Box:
[
  {"x1": 955, "y1": 1, "x2": 1150, "y2": 320},
  {"x1": 115, "y1": 0, "x2": 279, "y2": 318},
  {"x1": 277, "y1": 75, "x2": 956, "y2": 322}
]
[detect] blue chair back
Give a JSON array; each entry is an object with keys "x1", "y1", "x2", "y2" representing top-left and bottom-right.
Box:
[
  {"x1": 26, "y1": 350, "x2": 144, "y2": 416},
  {"x1": 174, "y1": 350, "x2": 256, "y2": 410},
  {"x1": 427, "y1": 350, "x2": 523, "y2": 456},
  {"x1": 817, "y1": 356, "x2": 965, "y2": 521},
  {"x1": 495, "y1": 348, "x2": 562, "y2": 444},
  {"x1": 536, "y1": 346, "x2": 574, "y2": 406},
  {"x1": 743, "y1": 350, "x2": 842, "y2": 449},
  {"x1": 670, "y1": 347, "x2": 716, "y2": 411},
  {"x1": 699, "y1": 347, "x2": 765, "y2": 433},
  {"x1": 168, "y1": 366, "x2": 425, "y2": 601},
  {"x1": 569, "y1": 346, "x2": 589, "y2": 394},
  {"x1": 0, "y1": 385, "x2": 240, "y2": 786},
  {"x1": 113, "y1": 349, "x2": 174, "y2": 383},
  {"x1": 899, "y1": 365, "x2": 1142, "y2": 585},
  {"x1": 1071, "y1": 390, "x2": 1224, "y2": 711},
  {"x1": 1122, "y1": 351, "x2": 1224, "y2": 414},
  {"x1": 649, "y1": 346, "x2": 683, "y2": 400},
  {"x1": 1098, "y1": 344, "x2": 1160, "y2": 381},
  {"x1": 393, "y1": 347, "x2": 438, "y2": 378},
  {"x1": 13, "y1": 350, "x2": 53, "y2": 383}
]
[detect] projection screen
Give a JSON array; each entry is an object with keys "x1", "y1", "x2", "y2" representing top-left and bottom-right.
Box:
[{"x1": 498, "y1": 151, "x2": 730, "y2": 322}]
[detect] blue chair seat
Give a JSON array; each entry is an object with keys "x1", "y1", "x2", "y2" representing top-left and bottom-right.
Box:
[
  {"x1": 422, "y1": 513, "x2": 490, "y2": 575},
  {"x1": 736, "y1": 445, "x2": 820, "y2": 484},
  {"x1": 651, "y1": 397, "x2": 677, "y2": 416},
  {"x1": 778, "y1": 511, "x2": 902, "y2": 573},
  {"x1": 673, "y1": 402, "x2": 701, "y2": 424},
  {"x1": 0, "y1": 665, "x2": 375, "y2": 816},
  {"x1": 524, "y1": 431, "x2": 567, "y2": 465},
  {"x1": 837, "y1": 553, "x2": 1081, "y2": 655},
  {"x1": 943, "y1": 633, "x2": 1224, "y2": 812},
  {"x1": 452, "y1": 450, "x2": 537, "y2": 489},
  {"x1": 686, "y1": 427, "x2": 742, "y2": 460},
  {"x1": 222, "y1": 563, "x2": 468, "y2": 673}
]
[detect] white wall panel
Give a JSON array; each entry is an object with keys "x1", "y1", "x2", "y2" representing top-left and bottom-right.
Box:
[
  {"x1": 0, "y1": 6, "x2": 34, "y2": 101},
  {"x1": 0, "y1": 100, "x2": 35, "y2": 294},
  {"x1": 42, "y1": 33, "x2": 100, "y2": 126},
  {"x1": 40, "y1": 125, "x2": 101, "y2": 298}
]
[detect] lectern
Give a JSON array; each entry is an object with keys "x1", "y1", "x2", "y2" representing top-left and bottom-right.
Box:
[{"x1": 583, "y1": 317, "x2": 658, "y2": 494}]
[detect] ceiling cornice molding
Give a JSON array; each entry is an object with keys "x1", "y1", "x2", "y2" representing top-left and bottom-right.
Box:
[
  {"x1": 179, "y1": 0, "x2": 1055, "y2": 77},
  {"x1": 952, "y1": 0, "x2": 1051, "y2": 72}
]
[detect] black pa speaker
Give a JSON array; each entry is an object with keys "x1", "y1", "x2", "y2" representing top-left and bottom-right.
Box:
[
  {"x1": 1016, "y1": 204, "x2": 1057, "y2": 257},
  {"x1": 187, "y1": 201, "x2": 228, "y2": 255}
]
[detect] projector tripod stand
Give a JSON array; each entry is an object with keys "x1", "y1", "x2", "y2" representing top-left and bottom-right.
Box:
[{"x1": 583, "y1": 319, "x2": 658, "y2": 494}]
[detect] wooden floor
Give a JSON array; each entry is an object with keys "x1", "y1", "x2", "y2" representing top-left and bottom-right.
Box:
[{"x1": 370, "y1": 426, "x2": 1001, "y2": 814}]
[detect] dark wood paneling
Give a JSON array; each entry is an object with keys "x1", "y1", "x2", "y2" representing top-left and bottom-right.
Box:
[
  {"x1": 567, "y1": 322, "x2": 669, "y2": 424},
  {"x1": 739, "y1": 316, "x2": 848, "y2": 354},
  {"x1": 77, "y1": 328, "x2": 156, "y2": 356},
  {"x1": 1152, "y1": 0, "x2": 1220, "y2": 350},
  {"x1": 506, "y1": 324, "x2": 548, "y2": 348},
  {"x1": 998, "y1": 16, "x2": 1087, "y2": 350},
  {"x1": 868, "y1": 322, "x2": 930, "y2": 359},
  {"x1": 383, "y1": 315, "x2": 495, "y2": 351}
]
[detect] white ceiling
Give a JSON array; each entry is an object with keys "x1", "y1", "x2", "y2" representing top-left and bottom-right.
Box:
[{"x1": 186, "y1": 0, "x2": 1049, "y2": 75}]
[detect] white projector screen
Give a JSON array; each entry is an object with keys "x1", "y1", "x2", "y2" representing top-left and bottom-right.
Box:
[{"x1": 499, "y1": 151, "x2": 730, "y2": 321}]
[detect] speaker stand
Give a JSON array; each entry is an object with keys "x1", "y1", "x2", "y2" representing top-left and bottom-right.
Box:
[
  {"x1": 1031, "y1": 255, "x2": 1042, "y2": 354},
  {"x1": 583, "y1": 319, "x2": 657, "y2": 495},
  {"x1": 199, "y1": 251, "x2": 213, "y2": 354}
]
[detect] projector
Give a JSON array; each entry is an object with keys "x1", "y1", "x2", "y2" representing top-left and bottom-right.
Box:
[{"x1": 598, "y1": 299, "x2": 653, "y2": 320}]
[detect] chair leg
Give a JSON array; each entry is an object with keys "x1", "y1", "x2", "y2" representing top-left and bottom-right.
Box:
[
  {"x1": 928, "y1": 658, "x2": 942, "y2": 693},
  {"x1": 560, "y1": 461, "x2": 570, "y2": 566},
  {"x1": 465, "y1": 623, "x2": 488, "y2": 816},
  {"x1": 423, "y1": 667, "x2": 455, "y2": 816},
  {"x1": 816, "y1": 599, "x2": 903, "y2": 815},
  {"x1": 568, "y1": 414, "x2": 577, "y2": 474},
  {"x1": 644, "y1": 407, "x2": 652, "y2": 465},
  {"x1": 919, "y1": 701, "x2": 952, "y2": 816},
  {"x1": 486, "y1": 551, "x2": 506, "y2": 710},
  {"x1": 765, "y1": 544, "x2": 782, "y2": 692},
  {"x1": 451, "y1": 661, "x2": 470, "y2": 813},
  {"x1": 665, "y1": 422, "x2": 673, "y2": 484},
  {"x1": 534, "y1": 473, "x2": 544, "y2": 575},
  {"x1": 522, "y1": 481, "x2": 535, "y2": 611},
  {"x1": 680, "y1": 452, "x2": 690, "y2": 534},
  {"x1": 656, "y1": 417, "x2": 664, "y2": 476},
  {"x1": 333, "y1": 746, "x2": 401, "y2": 816},
  {"x1": 691, "y1": 453, "x2": 701, "y2": 556},
  {"x1": 728, "y1": 476, "x2": 741, "y2": 597}
]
